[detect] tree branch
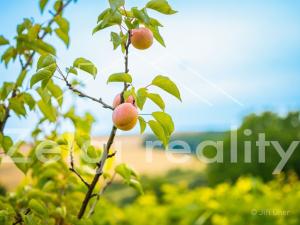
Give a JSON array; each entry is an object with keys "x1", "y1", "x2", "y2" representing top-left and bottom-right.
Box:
[
  {"x1": 0, "y1": 0, "x2": 73, "y2": 134},
  {"x1": 77, "y1": 30, "x2": 132, "y2": 219},
  {"x1": 69, "y1": 141, "x2": 90, "y2": 188},
  {"x1": 77, "y1": 129, "x2": 116, "y2": 219},
  {"x1": 56, "y1": 65, "x2": 114, "y2": 110},
  {"x1": 87, "y1": 172, "x2": 116, "y2": 217},
  {"x1": 107, "y1": 151, "x2": 117, "y2": 158}
]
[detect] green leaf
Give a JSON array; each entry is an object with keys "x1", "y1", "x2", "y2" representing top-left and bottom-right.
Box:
[
  {"x1": 149, "y1": 17, "x2": 163, "y2": 27},
  {"x1": 110, "y1": 32, "x2": 122, "y2": 50},
  {"x1": 97, "y1": 9, "x2": 111, "y2": 23},
  {"x1": 42, "y1": 26, "x2": 52, "y2": 35},
  {"x1": 9, "y1": 96, "x2": 26, "y2": 117},
  {"x1": 123, "y1": 87, "x2": 137, "y2": 104},
  {"x1": 149, "y1": 25, "x2": 165, "y2": 47},
  {"x1": 115, "y1": 163, "x2": 132, "y2": 183},
  {"x1": 17, "y1": 18, "x2": 32, "y2": 35},
  {"x1": 8, "y1": 93, "x2": 35, "y2": 116},
  {"x1": 129, "y1": 179, "x2": 144, "y2": 194},
  {"x1": 119, "y1": 8, "x2": 134, "y2": 17},
  {"x1": 54, "y1": 16, "x2": 69, "y2": 33},
  {"x1": 124, "y1": 18, "x2": 139, "y2": 30},
  {"x1": 29, "y1": 199, "x2": 48, "y2": 216},
  {"x1": 12, "y1": 151, "x2": 28, "y2": 174},
  {"x1": 37, "y1": 54, "x2": 56, "y2": 71},
  {"x1": 23, "y1": 93, "x2": 35, "y2": 110},
  {"x1": 107, "y1": 73, "x2": 132, "y2": 83},
  {"x1": 15, "y1": 70, "x2": 27, "y2": 88},
  {"x1": 136, "y1": 88, "x2": 147, "y2": 110},
  {"x1": 83, "y1": 145, "x2": 101, "y2": 163},
  {"x1": 39, "y1": 0, "x2": 49, "y2": 13},
  {"x1": 138, "y1": 116, "x2": 146, "y2": 134},
  {"x1": 0, "y1": 35, "x2": 9, "y2": 46},
  {"x1": 47, "y1": 81, "x2": 63, "y2": 106},
  {"x1": 0, "y1": 105, "x2": 6, "y2": 122},
  {"x1": 131, "y1": 7, "x2": 150, "y2": 25},
  {"x1": 54, "y1": 16, "x2": 69, "y2": 47},
  {"x1": 151, "y1": 75, "x2": 181, "y2": 100},
  {"x1": 9, "y1": 100, "x2": 26, "y2": 116},
  {"x1": 28, "y1": 24, "x2": 41, "y2": 41},
  {"x1": 34, "y1": 39, "x2": 56, "y2": 55},
  {"x1": 0, "y1": 82, "x2": 15, "y2": 100},
  {"x1": 30, "y1": 67, "x2": 55, "y2": 88},
  {"x1": 0, "y1": 135, "x2": 13, "y2": 153},
  {"x1": 148, "y1": 120, "x2": 167, "y2": 147},
  {"x1": 93, "y1": 10, "x2": 122, "y2": 34},
  {"x1": 66, "y1": 66, "x2": 78, "y2": 75},
  {"x1": 147, "y1": 93, "x2": 165, "y2": 110},
  {"x1": 55, "y1": 206, "x2": 67, "y2": 218},
  {"x1": 73, "y1": 57, "x2": 97, "y2": 78},
  {"x1": 115, "y1": 163, "x2": 141, "y2": 195},
  {"x1": 37, "y1": 100, "x2": 57, "y2": 122},
  {"x1": 146, "y1": 0, "x2": 177, "y2": 15},
  {"x1": 37, "y1": 87, "x2": 51, "y2": 103},
  {"x1": 152, "y1": 111, "x2": 174, "y2": 137},
  {"x1": 1, "y1": 46, "x2": 17, "y2": 66},
  {"x1": 109, "y1": 0, "x2": 124, "y2": 11},
  {"x1": 55, "y1": 28, "x2": 69, "y2": 47},
  {"x1": 54, "y1": 0, "x2": 63, "y2": 12}
]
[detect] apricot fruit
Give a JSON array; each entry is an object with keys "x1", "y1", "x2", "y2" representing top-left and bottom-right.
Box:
[
  {"x1": 131, "y1": 28, "x2": 153, "y2": 50},
  {"x1": 113, "y1": 94, "x2": 135, "y2": 108},
  {"x1": 112, "y1": 103, "x2": 138, "y2": 131}
]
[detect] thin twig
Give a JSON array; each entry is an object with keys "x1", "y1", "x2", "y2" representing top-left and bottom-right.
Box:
[
  {"x1": 120, "y1": 24, "x2": 128, "y2": 32},
  {"x1": 53, "y1": 75, "x2": 64, "y2": 81},
  {"x1": 107, "y1": 151, "x2": 117, "y2": 158},
  {"x1": 69, "y1": 141, "x2": 90, "y2": 188},
  {"x1": 19, "y1": 56, "x2": 24, "y2": 70},
  {"x1": 145, "y1": 83, "x2": 152, "y2": 89},
  {"x1": 69, "y1": 168, "x2": 90, "y2": 188},
  {"x1": 56, "y1": 65, "x2": 114, "y2": 110},
  {"x1": 87, "y1": 172, "x2": 117, "y2": 217},
  {"x1": 48, "y1": 10, "x2": 56, "y2": 17}
]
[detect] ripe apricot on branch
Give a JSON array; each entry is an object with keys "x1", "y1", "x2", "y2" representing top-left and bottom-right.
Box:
[
  {"x1": 131, "y1": 28, "x2": 153, "y2": 50},
  {"x1": 112, "y1": 103, "x2": 138, "y2": 131},
  {"x1": 113, "y1": 94, "x2": 136, "y2": 108}
]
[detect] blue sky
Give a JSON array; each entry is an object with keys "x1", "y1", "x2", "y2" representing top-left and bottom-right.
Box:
[{"x1": 1, "y1": 0, "x2": 300, "y2": 137}]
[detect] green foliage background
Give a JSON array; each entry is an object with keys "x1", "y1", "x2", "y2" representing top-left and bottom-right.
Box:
[
  {"x1": 1, "y1": 169, "x2": 300, "y2": 225},
  {"x1": 207, "y1": 112, "x2": 300, "y2": 185}
]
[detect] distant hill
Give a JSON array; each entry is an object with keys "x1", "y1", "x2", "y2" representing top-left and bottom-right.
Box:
[{"x1": 143, "y1": 132, "x2": 227, "y2": 153}]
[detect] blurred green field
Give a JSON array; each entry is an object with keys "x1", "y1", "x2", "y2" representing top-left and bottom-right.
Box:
[
  {"x1": 1, "y1": 112, "x2": 300, "y2": 224},
  {"x1": 87, "y1": 171, "x2": 300, "y2": 225}
]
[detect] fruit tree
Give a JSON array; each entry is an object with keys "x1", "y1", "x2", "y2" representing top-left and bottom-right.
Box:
[{"x1": 0, "y1": 0, "x2": 180, "y2": 223}]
